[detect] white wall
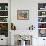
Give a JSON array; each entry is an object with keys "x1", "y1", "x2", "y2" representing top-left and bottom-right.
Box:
[
  {"x1": 11, "y1": 0, "x2": 46, "y2": 46},
  {"x1": 11, "y1": 0, "x2": 38, "y2": 45},
  {"x1": 11, "y1": 0, "x2": 38, "y2": 30},
  {"x1": 11, "y1": 0, "x2": 46, "y2": 30}
]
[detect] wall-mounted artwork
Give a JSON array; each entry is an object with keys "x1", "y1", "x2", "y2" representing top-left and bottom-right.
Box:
[{"x1": 17, "y1": 10, "x2": 29, "y2": 20}]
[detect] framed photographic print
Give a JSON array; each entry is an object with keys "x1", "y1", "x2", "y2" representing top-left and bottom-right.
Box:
[{"x1": 17, "y1": 10, "x2": 29, "y2": 20}]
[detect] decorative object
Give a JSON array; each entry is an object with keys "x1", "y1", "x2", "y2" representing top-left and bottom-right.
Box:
[
  {"x1": 38, "y1": 23, "x2": 46, "y2": 28},
  {"x1": 0, "y1": 23, "x2": 8, "y2": 30},
  {"x1": 0, "y1": 11, "x2": 8, "y2": 16},
  {"x1": 29, "y1": 25, "x2": 35, "y2": 30},
  {"x1": 0, "y1": 23, "x2": 8, "y2": 37},
  {"x1": 38, "y1": 11, "x2": 46, "y2": 16},
  {"x1": 42, "y1": 12, "x2": 45, "y2": 15},
  {"x1": 11, "y1": 23, "x2": 16, "y2": 30},
  {"x1": 5, "y1": 6, "x2": 8, "y2": 10},
  {"x1": 17, "y1": 10, "x2": 29, "y2": 20},
  {"x1": 38, "y1": 17, "x2": 46, "y2": 22},
  {"x1": 38, "y1": 3, "x2": 46, "y2": 10},
  {"x1": 39, "y1": 29, "x2": 46, "y2": 37},
  {"x1": 0, "y1": 17, "x2": 8, "y2": 22},
  {"x1": 0, "y1": 3, "x2": 8, "y2": 10}
]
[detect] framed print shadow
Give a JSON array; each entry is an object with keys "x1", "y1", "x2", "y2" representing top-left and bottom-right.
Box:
[{"x1": 17, "y1": 10, "x2": 29, "y2": 20}]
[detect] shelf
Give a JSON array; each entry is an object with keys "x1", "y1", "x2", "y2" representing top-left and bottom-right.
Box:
[
  {"x1": 38, "y1": 37, "x2": 46, "y2": 39},
  {"x1": 0, "y1": 16, "x2": 8, "y2": 17},
  {"x1": 38, "y1": 28, "x2": 46, "y2": 29},
  {"x1": 38, "y1": 10, "x2": 46, "y2": 11},
  {"x1": 0, "y1": 22, "x2": 8, "y2": 23},
  {"x1": 38, "y1": 16, "x2": 46, "y2": 17},
  {"x1": 0, "y1": 10, "x2": 8, "y2": 11},
  {"x1": 38, "y1": 22, "x2": 46, "y2": 23},
  {"x1": 0, "y1": 11, "x2": 8, "y2": 16}
]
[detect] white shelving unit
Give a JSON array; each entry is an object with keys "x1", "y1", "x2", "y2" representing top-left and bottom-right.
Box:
[
  {"x1": 0, "y1": 2, "x2": 9, "y2": 45},
  {"x1": 38, "y1": 3, "x2": 46, "y2": 37}
]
